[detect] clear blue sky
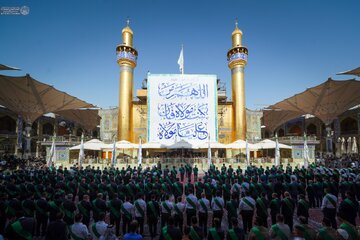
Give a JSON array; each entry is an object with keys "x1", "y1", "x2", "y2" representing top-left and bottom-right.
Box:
[{"x1": 1, "y1": 0, "x2": 359, "y2": 110}]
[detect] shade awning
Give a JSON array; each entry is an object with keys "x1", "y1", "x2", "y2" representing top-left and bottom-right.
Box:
[
  {"x1": 0, "y1": 74, "x2": 95, "y2": 123},
  {"x1": 253, "y1": 139, "x2": 292, "y2": 149},
  {"x1": 337, "y1": 67, "x2": 360, "y2": 77},
  {"x1": 197, "y1": 141, "x2": 226, "y2": 149},
  {"x1": 55, "y1": 109, "x2": 100, "y2": 130},
  {"x1": 0, "y1": 64, "x2": 20, "y2": 71},
  {"x1": 70, "y1": 139, "x2": 106, "y2": 151},
  {"x1": 264, "y1": 78, "x2": 360, "y2": 128},
  {"x1": 166, "y1": 139, "x2": 199, "y2": 149},
  {"x1": 226, "y1": 140, "x2": 256, "y2": 149},
  {"x1": 142, "y1": 142, "x2": 162, "y2": 149}
]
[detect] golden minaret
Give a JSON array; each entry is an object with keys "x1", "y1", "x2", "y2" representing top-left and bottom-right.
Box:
[
  {"x1": 116, "y1": 20, "x2": 138, "y2": 141},
  {"x1": 227, "y1": 20, "x2": 248, "y2": 140}
]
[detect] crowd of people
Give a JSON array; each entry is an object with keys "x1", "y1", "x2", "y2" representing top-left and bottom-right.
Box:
[{"x1": 0, "y1": 161, "x2": 359, "y2": 240}]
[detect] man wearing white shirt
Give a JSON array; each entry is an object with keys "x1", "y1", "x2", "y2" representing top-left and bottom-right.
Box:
[
  {"x1": 173, "y1": 196, "x2": 186, "y2": 233},
  {"x1": 122, "y1": 196, "x2": 134, "y2": 234},
  {"x1": 70, "y1": 213, "x2": 90, "y2": 240},
  {"x1": 134, "y1": 194, "x2": 147, "y2": 235},
  {"x1": 211, "y1": 191, "x2": 224, "y2": 226},
  {"x1": 161, "y1": 194, "x2": 173, "y2": 227},
  {"x1": 185, "y1": 189, "x2": 198, "y2": 226},
  {"x1": 321, "y1": 188, "x2": 337, "y2": 228},
  {"x1": 91, "y1": 212, "x2": 108, "y2": 240},
  {"x1": 198, "y1": 193, "x2": 210, "y2": 237},
  {"x1": 239, "y1": 191, "x2": 255, "y2": 233}
]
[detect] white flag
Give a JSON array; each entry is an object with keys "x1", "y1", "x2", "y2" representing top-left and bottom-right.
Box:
[{"x1": 177, "y1": 46, "x2": 184, "y2": 74}]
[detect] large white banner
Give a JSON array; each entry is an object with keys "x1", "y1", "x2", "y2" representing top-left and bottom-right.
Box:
[{"x1": 148, "y1": 74, "x2": 218, "y2": 146}]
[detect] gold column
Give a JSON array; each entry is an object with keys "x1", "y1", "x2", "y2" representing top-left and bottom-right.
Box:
[
  {"x1": 116, "y1": 22, "x2": 138, "y2": 141},
  {"x1": 227, "y1": 22, "x2": 248, "y2": 141}
]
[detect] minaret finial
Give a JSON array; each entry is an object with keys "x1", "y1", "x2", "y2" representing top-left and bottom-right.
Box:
[
  {"x1": 235, "y1": 18, "x2": 238, "y2": 28},
  {"x1": 126, "y1": 17, "x2": 130, "y2": 26}
]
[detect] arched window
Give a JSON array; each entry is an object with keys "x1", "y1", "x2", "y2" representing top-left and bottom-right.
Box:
[
  {"x1": 340, "y1": 117, "x2": 358, "y2": 135},
  {"x1": 277, "y1": 128, "x2": 285, "y2": 137},
  {"x1": 288, "y1": 125, "x2": 302, "y2": 136},
  {"x1": 42, "y1": 123, "x2": 54, "y2": 135},
  {"x1": 0, "y1": 116, "x2": 16, "y2": 133},
  {"x1": 306, "y1": 123, "x2": 317, "y2": 135}
]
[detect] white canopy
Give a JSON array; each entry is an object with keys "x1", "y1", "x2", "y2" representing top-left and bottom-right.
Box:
[
  {"x1": 253, "y1": 139, "x2": 292, "y2": 149},
  {"x1": 102, "y1": 140, "x2": 137, "y2": 150},
  {"x1": 142, "y1": 142, "x2": 163, "y2": 149},
  {"x1": 198, "y1": 141, "x2": 226, "y2": 149},
  {"x1": 166, "y1": 139, "x2": 199, "y2": 149},
  {"x1": 70, "y1": 139, "x2": 106, "y2": 151},
  {"x1": 226, "y1": 140, "x2": 256, "y2": 149}
]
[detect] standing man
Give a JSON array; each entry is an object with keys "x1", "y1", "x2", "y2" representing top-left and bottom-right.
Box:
[
  {"x1": 92, "y1": 193, "x2": 107, "y2": 223},
  {"x1": 161, "y1": 194, "x2": 173, "y2": 228},
  {"x1": 35, "y1": 192, "x2": 49, "y2": 237},
  {"x1": 77, "y1": 194, "x2": 92, "y2": 228},
  {"x1": 226, "y1": 193, "x2": 239, "y2": 229},
  {"x1": 121, "y1": 196, "x2": 134, "y2": 234},
  {"x1": 198, "y1": 192, "x2": 210, "y2": 237},
  {"x1": 211, "y1": 191, "x2": 224, "y2": 226},
  {"x1": 147, "y1": 194, "x2": 160, "y2": 239},
  {"x1": 108, "y1": 193, "x2": 122, "y2": 236},
  {"x1": 297, "y1": 194, "x2": 310, "y2": 224},
  {"x1": 281, "y1": 191, "x2": 295, "y2": 231},
  {"x1": 338, "y1": 191, "x2": 359, "y2": 226},
  {"x1": 321, "y1": 188, "x2": 337, "y2": 229},
  {"x1": 269, "y1": 193, "x2": 281, "y2": 225},
  {"x1": 173, "y1": 196, "x2": 185, "y2": 233},
  {"x1": 134, "y1": 194, "x2": 146, "y2": 235},
  {"x1": 255, "y1": 192, "x2": 268, "y2": 227},
  {"x1": 185, "y1": 189, "x2": 198, "y2": 227},
  {"x1": 239, "y1": 191, "x2": 255, "y2": 234}
]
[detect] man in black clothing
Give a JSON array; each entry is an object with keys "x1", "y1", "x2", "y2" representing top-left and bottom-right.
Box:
[
  {"x1": 109, "y1": 193, "x2": 122, "y2": 236},
  {"x1": 45, "y1": 211, "x2": 68, "y2": 240},
  {"x1": 160, "y1": 216, "x2": 182, "y2": 240},
  {"x1": 92, "y1": 193, "x2": 107, "y2": 222},
  {"x1": 255, "y1": 192, "x2": 268, "y2": 227},
  {"x1": 77, "y1": 194, "x2": 92, "y2": 227},
  {"x1": 227, "y1": 218, "x2": 245, "y2": 240},
  {"x1": 338, "y1": 191, "x2": 359, "y2": 226},
  {"x1": 297, "y1": 194, "x2": 309, "y2": 224},
  {"x1": 147, "y1": 194, "x2": 160, "y2": 239},
  {"x1": 5, "y1": 212, "x2": 35, "y2": 240},
  {"x1": 189, "y1": 216, "x2": 204, "y2": 240},
  {"x1": 208, "y1": 218, "x2": 224, "y2": 240},
  {"x1": 269, "y1": 193, "x2": 280, "y2": 225},
  {"x1": 62, "y1": 194, "x2": 76, "y2": 225},
  {"x1": 281, "y1": 191, "x2": 295, "y2": 231},
  {"x1": 35, "y1": 192, "x2": 49, "y2": 237}
]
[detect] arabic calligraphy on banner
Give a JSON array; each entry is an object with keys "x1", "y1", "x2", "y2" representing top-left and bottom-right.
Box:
[{"x1": 148, "y1": 74, "x2": 218, "y2": 146}]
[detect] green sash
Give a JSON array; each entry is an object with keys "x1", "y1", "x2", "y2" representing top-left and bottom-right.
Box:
[
  {"x1": 234, "y1": 184, "x2": 240, "y2": 193},
  {"x1": 92, "y1": 200, "x2": 102, "y2": 214},
  {"x1": 283, "y1": 198, "x2": 293, "y2": 211},
  {"x1": 78, "y1": 202, "x2": 89, "y2": 218},
  {"x1": 243, "y1": 198, "x2": 254, "y2": 210},
  {"x1": 92, "y1": 223, "x2": 101, "y2": 238},
  {"x1": 11, "y1": 220, "x2": 32, "y2": 240},
  {"x1": 214, "y1": 198, "x2": 223, "y2": 210},
  {"x1": 162, "y1": 226, "x2": 173, "y2": 240},
  {"x1": 325, "y1": 195, "x2": 336, "y2": 208},
  {"x1": 135, "y1": 201, "x2": 145, "y2": 217},
  {"x1": 271, "y1": 224, "x2": 288, "y2": 240},
  {"x1": 22, "y1": 201, "x2": 33, "y2": 216},
  {"x1": 70, "y1": 225, "x2": 86, "y2": 240},
  {"x1": 35, "y1": 201, "x2": 47, "y2": 216},
  {"x1": 318, "y1": 227, "x2": 335, "y2": 240},
  {"x1": 109, "y1": 201, "x2": 120, "y2": 218},
  {"x1": 162, "y1": 202, "x2": 171, "y2": 214},
  {"x1": 209, "y1": 228, "x2": 221, "y2": 240},
  {"x1": 228, "y1": 229, "x2": 238, "y2": 240},
  {"x1": 190, "y1": 226, "x2": 201, "y2": 240},
  {"x1": 223, "y1": 184, "x2": 230, "y2": 195},
  {"x1": 199, "y1": 199, "x2": 208, "y2": 213},
  {"x1": 174, "y1": 203, "x2": 182, "y2": 216},
  {"x1": 5, "y1": 205, "x2": 16, "y2": 216},
  {"x1": 271, "y1": 199, "x2": 280, "y2": 210},
  {"x1": 186, "y1": 197, "x2": 197, "y2": 209},
  {"x1": 340, "y1": 223, "x2": 358, "y2": 240},
  {"x1": 49, "y1": 201, "x2": 60, "y2": 211},
  {"x1": 256, "y1": 198, "x2": 268, "y2": 216},
  {"x1": 126, "y1": 185, "x2": 134, "y2": 196},
  {"x1": 121, "y1": 205, "x2": 132, "y2": 220},
  {"x1": 251, "y1": 226, "x2": 266, "y2": 240},
  {"x1": 298, "y1": 199, "x2": 309, "y2": 212},
  {"x1": 344, "y1": 198, "x2": 356, "y2": 209},
  {"x1": 62, "y1": 204, "x2": 74, "y2": 220},
  {"x1": 227, "y1": 200, "x2": 236, "y2": 215},
  {"x1": 148, "y1": 201, "x2": 158, "y2": 217},
  {"x1": 174, "y1": 183, "x2": 182, "y2": 195}
]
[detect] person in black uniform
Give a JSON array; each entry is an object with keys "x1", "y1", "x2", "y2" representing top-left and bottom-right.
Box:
[
  {"x1": 62, "y1": 194, "x2": 76, "y2": 225},
  {"x1": 160, "y1": 216, "x2": 182, "y2": 240},
  {"x1": 5, "y1": 211, "x2": 35, "y2": 240},
  {"x1": 226, "y1": 193, "x2": 238, "y2": 228},
  {"x1": 77, "y1": 194, "x2": 92, "y2": 227},
  {"x1": 255, "y1": 192, "x2": 268, "y2": 227},
  {"x1": 35, "y1": 192, "x2": 49, "y2": 237},
  {"x1": 281, "y1": 191, "x2": 295, "y2": 231},
  {"x1": 297, "y1": 194, "x2": 309, "y2": 224},
  {"x1": 338, "y1": 191, "x2": 359, "y2": 226},
  {"x1": 108, "y1": 193, "x2": 122, "y2": 236},
  {"x1": 147, "y1": 194, "x2": 160, "y2": 239},
  {"x1": 92, "y1": 193, "x2": 107, "y2": 222},
  {"x1": 45, "y1": 211, "x2": 68, "y2": 240},
  {"x1": 269, "y1": 193, "x2": 281, "y2": 225},
  {"x1": 227, "y1": 218, "x2": 245, "y2": 240},
  {"x1": 306, "y1": 180, "x2": 315, "y2": 208},
  {"x1": 48, "y1": 193, "x2": 63, "y2": 222},
  {"x1": 189, "y1": 216, "x2": 204, "y2": 240},
  {"x1": 208, "y1": 218, "x2": 224, "y2": 240}
]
